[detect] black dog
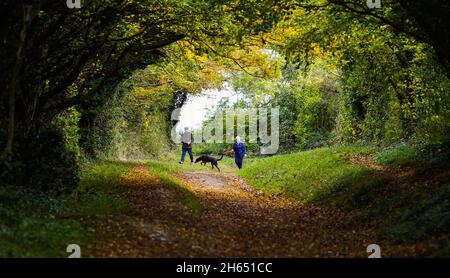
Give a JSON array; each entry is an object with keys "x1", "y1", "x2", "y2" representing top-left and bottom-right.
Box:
[{"x1": 195, "y1": 154, "x2": 224, "y2": 171}]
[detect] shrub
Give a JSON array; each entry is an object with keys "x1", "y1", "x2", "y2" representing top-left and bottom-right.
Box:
[{"x1": 17, "y1": 127, "x2": 80, "y2": 194}]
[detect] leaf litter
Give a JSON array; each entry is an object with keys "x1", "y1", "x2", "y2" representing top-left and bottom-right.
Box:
[{"x1": 83, "y1": 163, "x2": 433, "y2": 257}]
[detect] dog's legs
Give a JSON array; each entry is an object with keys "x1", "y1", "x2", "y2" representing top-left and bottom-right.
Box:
[{"x1": 215, "y1": 164, "x2": 220, "y2": 172}]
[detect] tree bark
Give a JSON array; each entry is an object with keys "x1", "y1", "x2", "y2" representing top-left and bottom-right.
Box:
[{"x1": 4, "y1": 5, "x2": 34, "y2": 155}]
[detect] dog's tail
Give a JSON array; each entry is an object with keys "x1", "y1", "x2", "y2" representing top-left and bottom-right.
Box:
[{"x1": 216, "y1": 154, "x2": 224, "y2": 161}]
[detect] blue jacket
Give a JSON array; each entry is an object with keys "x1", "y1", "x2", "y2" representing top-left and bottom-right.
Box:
[{"x1": 233, "y1": 142, "x2": 246, "y2": 160}]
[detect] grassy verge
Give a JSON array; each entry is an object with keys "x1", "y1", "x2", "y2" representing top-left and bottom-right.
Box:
[
  {"x1": 0, "y1": 161, "x2": 129, "y2": 257},
  {"x1": 238, "y1": 146, "x2": 380, "y2": 203},
  {"x1": 238, "y1": 146, "x2": 450, "y2": 253},
  {"x1": 147, "y1": 160, "x2": 202, "y2": 212},
  {"x1": 376, "y1": 142, "x2": 450, "y2": 171}
]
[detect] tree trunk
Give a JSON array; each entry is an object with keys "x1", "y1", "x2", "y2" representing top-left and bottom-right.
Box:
[{"x1": 4, "y1": 5, "x2": 34, "y2": 155}]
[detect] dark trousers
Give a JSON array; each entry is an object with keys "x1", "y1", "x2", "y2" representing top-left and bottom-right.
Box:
[
  {"x1": 235, "y1": 155, "x2": 244, "y2": 169},
  {"x1": 181, "y1": 147, "x2": 193, "y2": 163}
]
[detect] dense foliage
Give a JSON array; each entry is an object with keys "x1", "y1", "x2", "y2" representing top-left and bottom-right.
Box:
[
  {"x1": 197, "y1": 0, "x2": 450, "y2": 154},
  {"x1": 0, "y1": 0, "x2": 283, "y2": 190},
  {"x1": 1, "y1": 0, "x2": 449, "y2": 189}
]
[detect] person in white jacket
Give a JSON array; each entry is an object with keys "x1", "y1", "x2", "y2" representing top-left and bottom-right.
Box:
[{"x1": 179, "y1": 127, "x2": 194, "y2": 165}]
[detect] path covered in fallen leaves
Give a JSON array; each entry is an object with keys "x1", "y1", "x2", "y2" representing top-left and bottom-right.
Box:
[{"x1": 85, "y1": 163, "x2": 384, "y2": 257}]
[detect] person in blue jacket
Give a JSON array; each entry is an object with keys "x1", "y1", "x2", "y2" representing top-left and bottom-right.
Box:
[{"x1": 230, "y1": 136, "x2": 246, "y2": 169}]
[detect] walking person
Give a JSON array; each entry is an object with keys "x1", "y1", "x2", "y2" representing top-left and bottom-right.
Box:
[
  {"x1": 179, "y1": 127, "x2": 194, "y2": 165},
  {"x1": 229, "y1": 136, "x2": 246, "y2": 169}
]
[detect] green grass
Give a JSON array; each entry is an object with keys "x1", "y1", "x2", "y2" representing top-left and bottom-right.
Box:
[
  {"x1": 376, "y1": 143, "x2": 417, "y2": 166},
  {"x1": 147, "y1": 160, "x2": 202, "y2": 212},
  {"x1": 0, "y1": 161, "x2": 130, "y2": 257},
  {"x1": 376, "y1": 141, "x2": 450, "y2": 171},
  {"x1": 238, "y1": 146, "x2": 380, "y2": 203}
]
